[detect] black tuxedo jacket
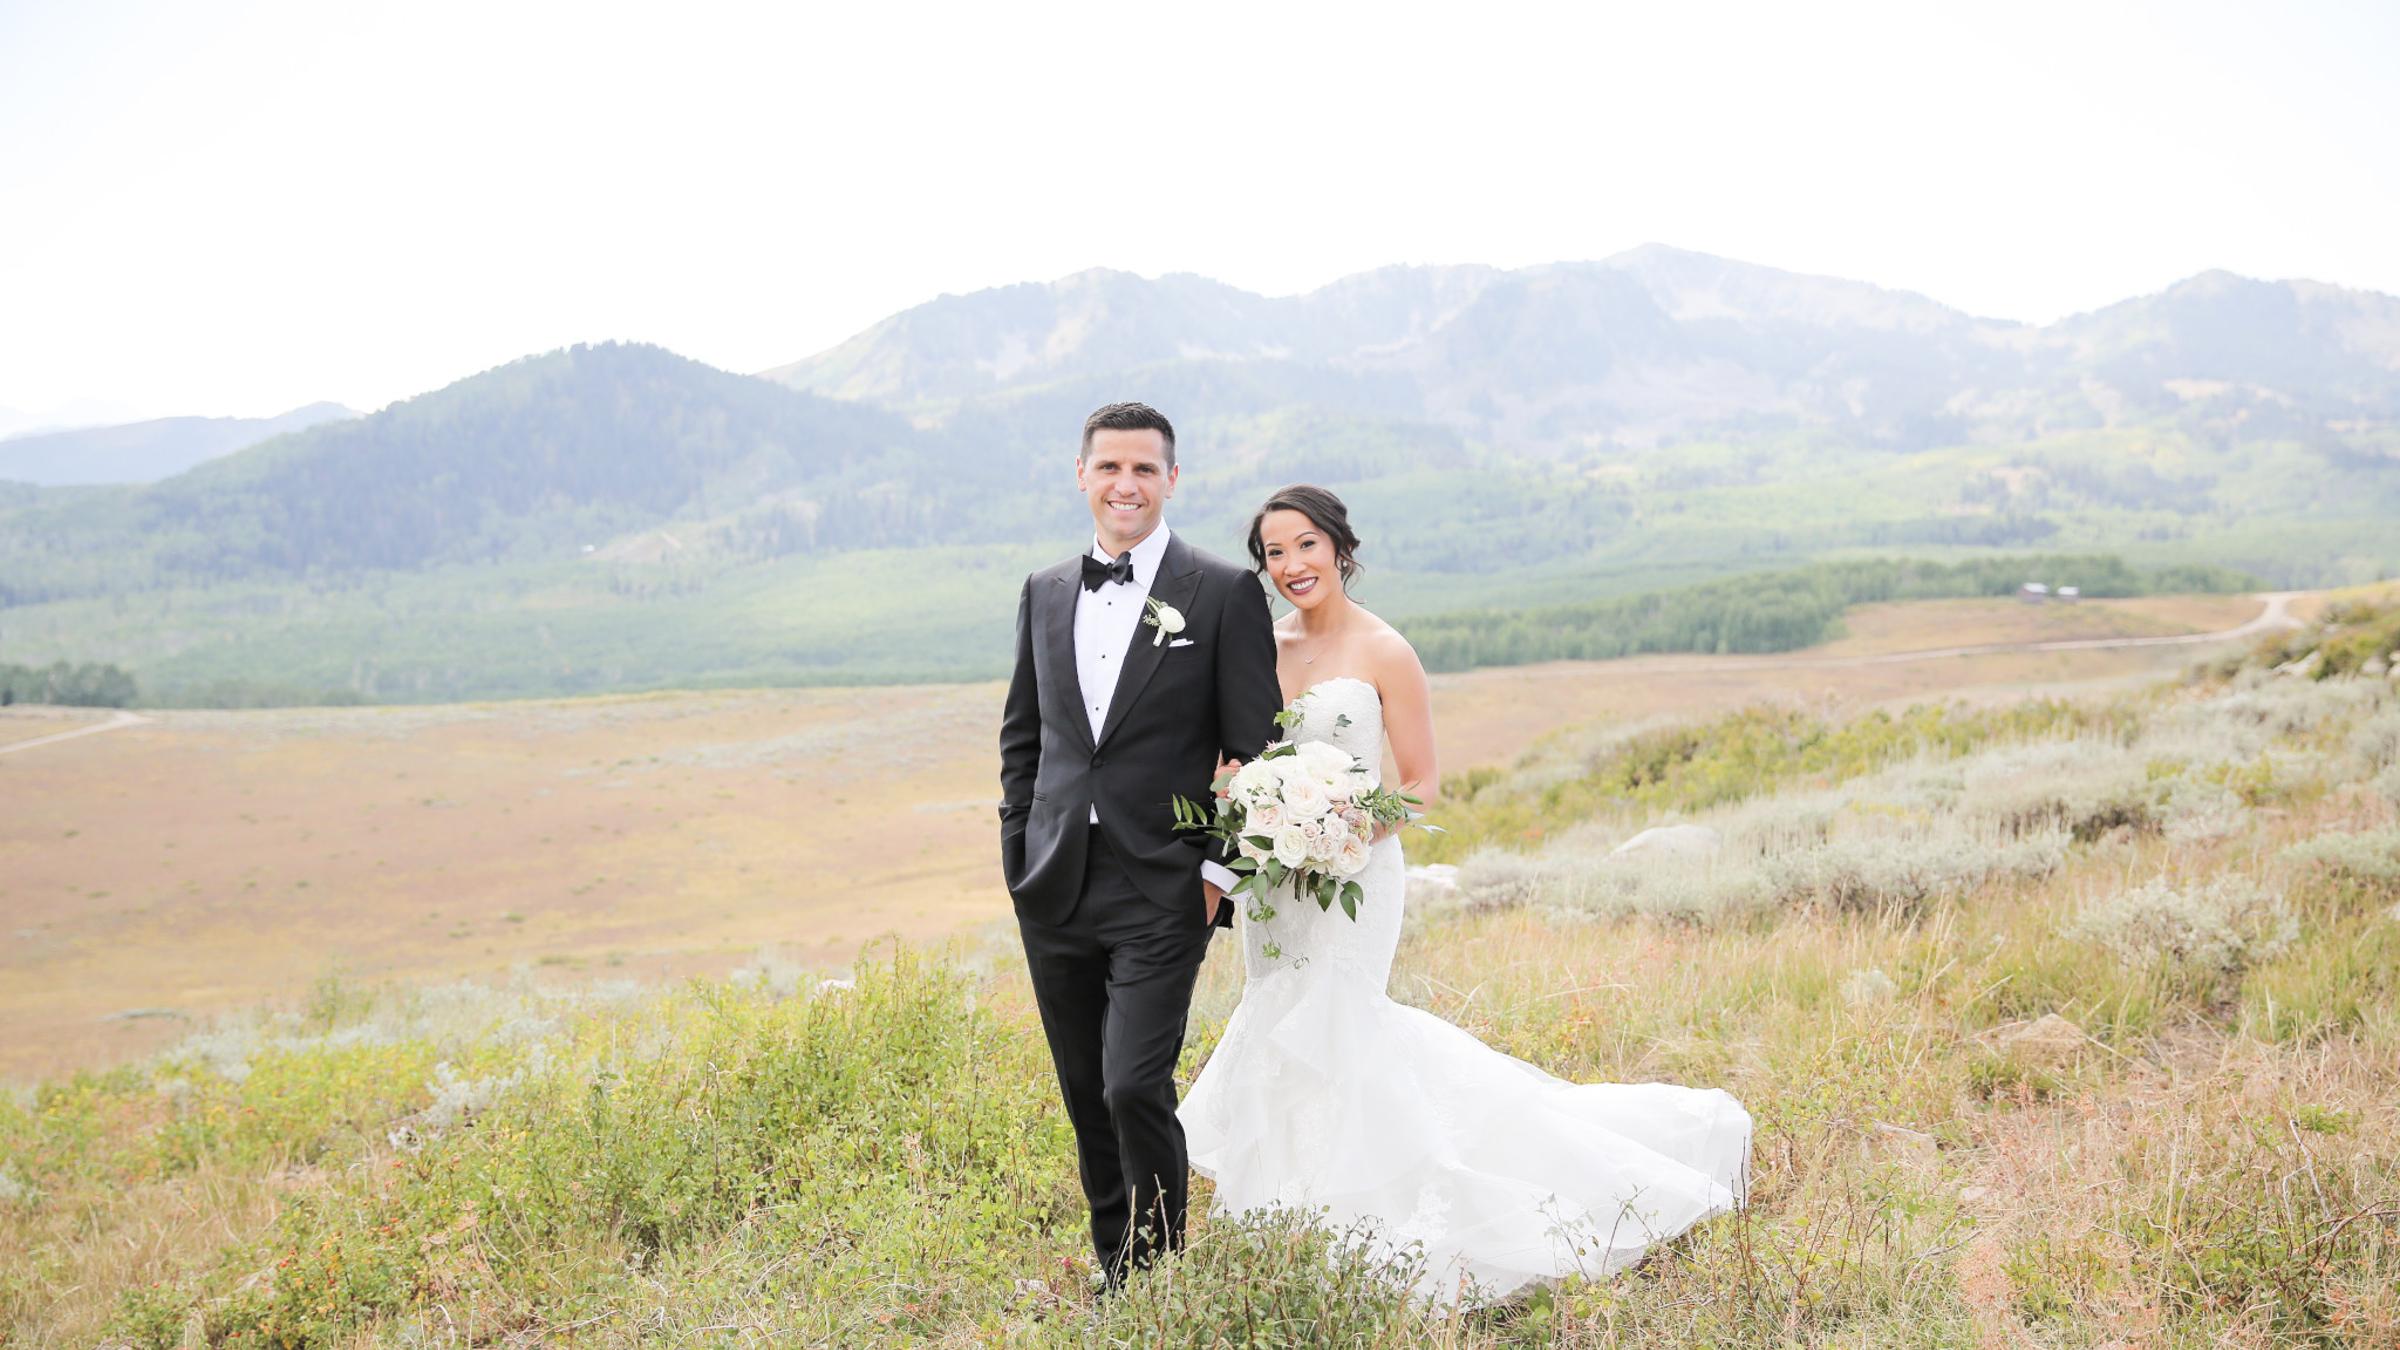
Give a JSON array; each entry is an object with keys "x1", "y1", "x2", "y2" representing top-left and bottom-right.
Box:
[{"x1": 999, "y1": 531, "x2": 1283, "y2": 926}]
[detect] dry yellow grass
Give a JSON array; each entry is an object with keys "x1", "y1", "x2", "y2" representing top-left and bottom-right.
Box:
[
  {"x1": 0, "y1": 592, "x2": 2281, "y2": 1082},
  {"x1": 2308, "y1": 576, "x2": 2400, "y2": 618}
]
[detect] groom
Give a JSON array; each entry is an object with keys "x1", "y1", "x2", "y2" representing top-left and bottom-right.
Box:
[{"x1": 999, "y1": 401, "x2": 1282, "y2": 1287}]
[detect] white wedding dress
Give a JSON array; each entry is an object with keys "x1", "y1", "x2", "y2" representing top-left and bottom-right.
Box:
[{"x1": 1179, "y1": 677, "x2": 1752, "y2": 1305}]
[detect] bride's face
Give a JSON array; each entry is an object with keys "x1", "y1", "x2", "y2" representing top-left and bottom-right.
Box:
[{"x1": 1257, "y1": 509, "x2": 1339, "y2": 611}]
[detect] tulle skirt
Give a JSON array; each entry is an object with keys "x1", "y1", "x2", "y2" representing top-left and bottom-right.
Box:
[{"x1": 1182, "y1": 960, "x2": 1751, "y2": 1305}]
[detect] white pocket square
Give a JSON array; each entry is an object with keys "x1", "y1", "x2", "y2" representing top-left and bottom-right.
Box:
[{"x1": 1168, "y1": 637, "x2": 1196, "y2": 648}]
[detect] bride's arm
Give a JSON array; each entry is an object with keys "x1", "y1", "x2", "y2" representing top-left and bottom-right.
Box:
[{"x1": 1375, "y1": 635, "x2": 1438, "y2": 841}]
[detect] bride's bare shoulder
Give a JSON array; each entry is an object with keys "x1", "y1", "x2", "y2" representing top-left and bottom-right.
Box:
[{"x1": 1353, "y1": 611, "x2": 1425, "y2": 674}]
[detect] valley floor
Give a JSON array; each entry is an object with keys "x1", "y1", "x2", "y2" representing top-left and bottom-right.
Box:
[{"x1": 1, "y1": 595, "x2": 2283, "y2": 1081}]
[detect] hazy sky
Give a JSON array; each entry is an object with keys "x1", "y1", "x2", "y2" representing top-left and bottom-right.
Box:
[{"x1": 2, "y1": 0, "x2": 2394, "y2": 426}]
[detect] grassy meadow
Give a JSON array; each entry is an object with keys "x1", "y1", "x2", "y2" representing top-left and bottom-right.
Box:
[{"x1": 4, "y1": 593, "x2": 2398, "y2": 1345}]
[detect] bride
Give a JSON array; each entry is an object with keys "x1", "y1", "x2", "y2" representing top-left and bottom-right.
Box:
[{"x1": 1178, "y1": 484, "x2": 1752, "y2": 1305}]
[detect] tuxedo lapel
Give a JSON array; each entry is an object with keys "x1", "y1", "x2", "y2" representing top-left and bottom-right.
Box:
[
  {"x1": 1096, "y1": 533, "x2": 1201, "y2": 751},
  {"x1": 1042, "y1": 565, "x2": 1094, "y2": 752}
]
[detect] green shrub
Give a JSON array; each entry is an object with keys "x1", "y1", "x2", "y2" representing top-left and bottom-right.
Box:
[
  {"x1": 191, "y1": 952, "x2": 1072, "y2": 1345},
  {"x1": 1077, "y1": 1209, "x2": 1441, "y2": 1347},
  {"x1": 155, "y1": 1039, "x2": 436, "y2": 1173},
  {"x1": 101, "y1": 1285, "x2": 191, "y2": 1350},
  {"x1": 2309, "y1": 604, "x2": 2400, "y2": 680}
]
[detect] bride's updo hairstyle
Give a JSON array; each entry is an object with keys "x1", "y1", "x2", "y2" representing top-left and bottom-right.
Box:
[{"x1": 1246, "y1": 484, "x2": 1363, "y2": 590}]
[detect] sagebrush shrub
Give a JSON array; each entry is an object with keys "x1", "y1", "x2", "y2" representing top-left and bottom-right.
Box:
[
  {"x1": 1455, "y1": 849, "x2": 1551, "y2": 913},
  {"x1": 414, "y1": 1044, "x2": 549, "y2": 1136},
  {"x1": 1537, "y1": 849, "x2": 1770, "y2": 923},
  {"x1": 2281, "y1": 828, "x2": 2400, "y2": 884},
  {"x1": 2159, "y1": 781, "x2": 2249, "y2": 845},
  {"x1": 2065, "y1": 876, "x2": 2296, "y2": 974},
  {"x1": 2175, "y1": 675, "x2": 2388, "y2": 744},
  {"x1": 2353, "y1": 708, "x2": 2400, "y2": 770},
  {"x1": 1761, "y1": 829, "x2": 2065, "y2": 915}
]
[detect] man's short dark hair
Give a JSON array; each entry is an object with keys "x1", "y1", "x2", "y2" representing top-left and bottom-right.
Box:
[{"x1": 1080, "y1": 402, "x2": 1176, "y2": 467}]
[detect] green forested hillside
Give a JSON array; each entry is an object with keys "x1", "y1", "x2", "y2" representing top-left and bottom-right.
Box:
[
  {"x1": 3, "y1": 252, "x2": 2397, "y2": 704},
  {"x1": 0, "y1": 345, "x2": 930, "y2": 600}
]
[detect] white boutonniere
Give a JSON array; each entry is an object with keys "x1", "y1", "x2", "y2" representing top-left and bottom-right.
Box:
[{"x1": 1143, "y1": 596, "x2": 1186, "y2": 647}]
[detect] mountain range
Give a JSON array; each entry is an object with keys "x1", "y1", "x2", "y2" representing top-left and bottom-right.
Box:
[
  {"x1": 1, "y1": 246, "x2": 2394, "y2": 703},
  {"x1": 761, "y1": 246, "x2": 2400, "y2": 453},
  {"x1": 0, "y1": 403, "x2": 357, "y2": 486}
]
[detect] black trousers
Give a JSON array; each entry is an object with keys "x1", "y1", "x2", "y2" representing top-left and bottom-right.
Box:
[{"x1": 1017, "y1": 824, "x2": 1214, "y2": 1283}]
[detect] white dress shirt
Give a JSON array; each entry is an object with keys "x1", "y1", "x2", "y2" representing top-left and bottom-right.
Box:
[{"x1": 1076, "y1": 523, "x2": 1237, "y2": 898}]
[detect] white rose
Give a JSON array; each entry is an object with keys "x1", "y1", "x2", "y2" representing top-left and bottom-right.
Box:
[
  {"x1": 1335, "y1": 833, "x2": 1372, "y2": 875},
  {"x1": 1272, "y1": 824, "x2": 1311, "y2": 869},
  {"x1": 1237, "y1": 834, "x2": 1269, "y2": 863},
  {"x1": 1248, "y1": 801, "x2": 1285, "y2": 833},
  {"x1": 1231, "y1": 759, "x2": 1277, "y2": 800},
  {"x1": 1145, "y1": 599, "x2": 1186, "y2": 647},
  {"x1": 1319, "y1": 812, "x2": 1349, "y2": 848},
  {"x1": 1282, "y1": 775, "x2": 1328, "y2": 817},
  {"x1": 1297, "y1": 742, "x2": 1353, "y2": 787}
]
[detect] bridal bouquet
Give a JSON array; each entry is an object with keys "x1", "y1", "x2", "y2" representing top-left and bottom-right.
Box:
[{"x1": 1171, "y1": 739, "x2": 1428, "y2": 920}]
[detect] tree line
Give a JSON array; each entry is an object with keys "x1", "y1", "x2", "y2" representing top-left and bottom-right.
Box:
[
  {"x1": 0, "y1": 661, "x2": 139, "y2": 707},
  {"x1": 1401, "y1": 554, "x2": 2260, "y2": 673}
]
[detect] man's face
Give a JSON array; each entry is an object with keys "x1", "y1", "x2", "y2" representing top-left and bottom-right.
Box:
[{"x1": 1078, "y1": 428, "x2": 1178, "y2": 554}]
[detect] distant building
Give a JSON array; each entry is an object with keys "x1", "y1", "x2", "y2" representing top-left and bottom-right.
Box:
[
  {"x1": 2019, "y1": 582, "x2": 2051, "y2": 602},
  {"x1": 2057, "y1": 586, "x2": 2080, "y2": 601}
]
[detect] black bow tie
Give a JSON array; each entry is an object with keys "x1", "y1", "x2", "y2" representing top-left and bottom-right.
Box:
[{"x1": 1082, "y1": 551, "x2": 1135, "y2": 591}]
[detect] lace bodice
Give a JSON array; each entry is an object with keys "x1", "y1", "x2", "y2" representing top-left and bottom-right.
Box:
[{"x1": 1283, "y1": 676, "x2": 1385, "y2": 783}]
